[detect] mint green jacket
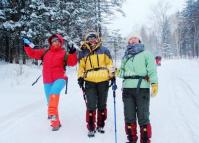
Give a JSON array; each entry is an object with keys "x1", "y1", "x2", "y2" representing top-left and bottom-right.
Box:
[{"x1": 118, "y1": 51, "x2": 158, "y2": 88}]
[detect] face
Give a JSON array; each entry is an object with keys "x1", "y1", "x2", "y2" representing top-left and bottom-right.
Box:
[
  {"x1": 128, "y1": 37, "x2": 140, "y2": 45},
  {"x1": 51, "y1": 39, "x2": 61, "y2": 49},
  {"x1": 87, "y1": 37, "x2": 98, "y2": 47}
]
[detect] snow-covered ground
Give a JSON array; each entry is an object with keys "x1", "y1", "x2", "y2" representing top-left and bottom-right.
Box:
[{"x1": 0, "y1": 59, "x2": 199, "y2": 143}]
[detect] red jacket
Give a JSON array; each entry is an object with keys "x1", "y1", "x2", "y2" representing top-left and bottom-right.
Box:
[{"x1": 24, "y1": 34, "x2": 77, "y2": 83}]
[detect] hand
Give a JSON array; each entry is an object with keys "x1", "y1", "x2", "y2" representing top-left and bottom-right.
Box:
[
  {"x1": 111, "y1": 77, "x2": 117, "y2": 91},
  {"x1": 115, "y1": 68, "x2": 120, "y2": 76},
  {"x1": 23, "y1": 38, "x2": 35, "y2": 48},
  {"x1": 111, "y1": 76, "x2": 116, "y2": 85},
  {"x1": 109, "y1": 67, "x2": 117, "y2": 78},
  {"x1": 68, "y1": 44, "x2": 76, "y2": 54},
  {"x1": 78, "y1": 77, "x2": 84, "y2": 88},
  {"x1": 151, "y1": 84, "x2": 158, "y2": 97},
  {"x1": 23, "y1": 38, "x2": 31, "y2": 45}
]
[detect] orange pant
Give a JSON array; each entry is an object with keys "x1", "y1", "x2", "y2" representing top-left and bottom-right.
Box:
[{"x1": 48, "y1": 94, "x2": 60, "y2": 128}]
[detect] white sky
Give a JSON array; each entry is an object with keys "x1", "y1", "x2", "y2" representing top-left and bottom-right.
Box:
[{"x1": 108, "y1": 0, "x2": 186, "y2": 36}]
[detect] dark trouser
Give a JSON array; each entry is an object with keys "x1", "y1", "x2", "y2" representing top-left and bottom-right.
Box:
[
  {"x1": 122, "y1": 88, "x2": 151, "y2": 142},
  {"x1": 85, "y1": 81, "x2": 109, "y2": 110},
  {"x1": 85, "y1": 81, "x2": 109, "y2": 131},
  {"x1": 122, "y1": 88, "x2": 150, "y2": 126}
]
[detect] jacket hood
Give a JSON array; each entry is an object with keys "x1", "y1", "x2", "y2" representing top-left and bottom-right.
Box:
[
  {"x1": 81, "y1": 41, "x2": 102, "y2": 52},
  {"x1": 48, "y1": 34, "x2": 64, "y2": 46}
]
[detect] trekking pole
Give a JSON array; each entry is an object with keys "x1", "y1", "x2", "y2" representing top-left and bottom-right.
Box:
[
  {"x1": 81, "y1": 86, "x2": 87, "y2": 105},
  {"x1": 112, "y1": 78, "x2": 118, "y2": 143},
  {"x1": 32, "y1": 75, "x2": 41, "y2": 86}
]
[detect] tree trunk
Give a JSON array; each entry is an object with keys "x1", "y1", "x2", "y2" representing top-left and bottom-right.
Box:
[{"x1": 5, "y1": 35, "x2": 10, "y2": 62}]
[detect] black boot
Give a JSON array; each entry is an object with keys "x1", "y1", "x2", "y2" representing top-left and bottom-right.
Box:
[
  {"x1": 97, "y1": 127, "x2": 105, "y2": 133},
  {"x1": 88, "y1": 130, "x2": 96, "y2": 137}
]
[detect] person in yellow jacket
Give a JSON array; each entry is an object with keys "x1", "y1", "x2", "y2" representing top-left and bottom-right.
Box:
[{"x1": 77, "y1": 31, "x2": 114, "y2": 137}]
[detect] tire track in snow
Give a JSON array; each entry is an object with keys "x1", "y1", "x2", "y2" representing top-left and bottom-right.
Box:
[
  {"x1": 170, "y1": 75, "x2": 198, "y2": 143},
  {"x1": 175, "y1": 77, "x2": 199, "y2": 108},
  {"x1": 0, "y1": 101, "x2": 42, "y2": 136}
]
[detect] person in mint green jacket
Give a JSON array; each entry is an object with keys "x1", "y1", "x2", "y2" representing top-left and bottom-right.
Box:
[{"x1": 118, "y1": 36, "x2": 158, "y2": 143}]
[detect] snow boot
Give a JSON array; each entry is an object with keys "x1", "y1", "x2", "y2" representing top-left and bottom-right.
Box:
[
  {"x1": 86, "y1": 110, "x2": 96, "y2": 137},
  {"x1": 48, "y1": 115, "x2": 52, "y2": 119},
  {"x1": 97, "y1": 127, "x2": 105, "y2": 133},
  {"x1": 88, "y1": 130, "x2": 96, "y2": 137},
  {"x1": 97, "y1": 108, "x2": 107, "y2": 134},
  {"x1": 125, "y1": 122, "x2": 138, "y2": 143},
  {"x1": 140, "y1": 123, "x2": 152, "y2": 143},
  {"x1": 48, "y1": 94, "x2": 61, "y2": 131},
  {"x1": 50, "y1": 115, "x2": 61, "y2": 131}
]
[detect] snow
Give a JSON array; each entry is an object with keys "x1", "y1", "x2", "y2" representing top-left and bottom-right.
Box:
[
  {"x1": 2, "y1": 21, "x2": 22, "y2": 31},
  {"x1": 0, "y1": 59, "x2": 199, "y2": 143}
]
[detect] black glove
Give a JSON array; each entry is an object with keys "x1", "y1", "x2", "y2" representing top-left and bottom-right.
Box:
[
  {"x1": 68, "y1": 44, "x2": 76, "y2": 54},
  {"x1": 78, "y1": 77, "x2": 84, "y2": 88},
  {"x1": 111, "y1": 76, "x2": 116, "y2": 85},
  {"x1": 111, "y1": 77, "x2": 117, "y2": 91}
]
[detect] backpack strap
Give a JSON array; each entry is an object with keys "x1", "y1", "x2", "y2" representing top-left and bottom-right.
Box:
[
  {"x1": 63, "y1": 51, "x2": 69, "y2": 94},
  {"x1": 121, "y1": 55, "x2": 135, "y2": 75},
  {"x1": 40, "y1": 49, "x2": 49, "y2": 65},
  {"x1": 63, "y1": 51, "x2": 69, "y2": 70}
]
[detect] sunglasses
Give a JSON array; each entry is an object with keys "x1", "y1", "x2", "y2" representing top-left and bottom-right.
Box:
[
  {"x1": 51, "y1": 38, "x2": 60, "y2": 43},
  {"x1": 86, "y1": 34, "x2": 97, "y2": 41}
]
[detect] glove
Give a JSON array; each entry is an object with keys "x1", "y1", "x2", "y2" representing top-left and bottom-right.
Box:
[
  {"x1": 111, "y1": 77, "x2": 117, "y2": 91},
  {"x1": 111, "y1": 76, "x2": 116, "y2": 85},
  {"x1": 23, "y1": 38, "x2": 35, "y2": 48},
  {"x1": 115, "y1": 68, "x2": 120, "y2": 76},
  {"x1": 151, "y1": 83, "x2": 158, "y2": 97},
  {"x1": 78, "y1": 77, "x2": 84, "y2": 88},
  {"x1": 68, "y1": 44, "x2": 76, "y2": 54}
]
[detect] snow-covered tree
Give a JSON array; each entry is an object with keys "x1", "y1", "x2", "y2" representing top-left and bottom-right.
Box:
[
  {"x1": 0, "y1": 0, "x2": 125, "y2": 63},
  {"x1": 178, "y1": 0, "x2": 199, "y2": 58}
]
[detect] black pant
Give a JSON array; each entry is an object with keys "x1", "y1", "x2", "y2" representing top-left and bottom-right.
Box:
[
  {"x1": 122, "y1": 88, "x2": 150, "y2": 126},
  {"x1": 85, "y1": 81, "x2": 109, "y2": 111}
]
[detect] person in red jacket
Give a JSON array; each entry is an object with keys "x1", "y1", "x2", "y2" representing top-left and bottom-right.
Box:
[
  {"x1": 155, "y1": 56, "x2": 162, "y2": 66},
  {"x1": 23, "y1": 34, "x2": 77, "y2": 131}
]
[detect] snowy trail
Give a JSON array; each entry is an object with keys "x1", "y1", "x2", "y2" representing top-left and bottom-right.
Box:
[
  {"x1": 0, "y1": 101, "x2": 42, "y2": 136},
  {"x1": 0, "y1": 60, "x2": 199, "y2": 143},
  {"x1": 151, "y1": 60, "x2": 199, "y2": 143}
]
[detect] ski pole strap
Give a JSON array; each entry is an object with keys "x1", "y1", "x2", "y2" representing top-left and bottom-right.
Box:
[
  {"x1": 123, "y1": 75, "x2": 148, "y2": 95},
  {"x1": 32, "y1": 75, "x2": 41, "y2": 86}
]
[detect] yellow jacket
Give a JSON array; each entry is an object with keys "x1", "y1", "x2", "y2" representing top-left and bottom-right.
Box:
[{"x1": 78, "y1": 43, "x2": 113, "y2": 83}]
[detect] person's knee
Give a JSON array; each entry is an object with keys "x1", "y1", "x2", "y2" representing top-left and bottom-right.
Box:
[
  {"x1": 137, "y1": 112, "x2": 150, "y2": 126},
  {"x1": 97, "y1": 103, "x2": 107, "y2": 110},
  {"x1": 87, "y1": 104, "x2": 97, "y2": 111},
  {"x1": 125, "y1": 115, "x2": 136, "y2": 123}
]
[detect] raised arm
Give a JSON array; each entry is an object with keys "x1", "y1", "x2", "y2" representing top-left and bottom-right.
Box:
[
  {"x1": 66, "y1": 44, "x2": 77, "y2": 66},
  {"x1": 24, "y1": 46, "x2": 46, "y2": 60},
  {"x1": 23, "y1": 38, "x2": 46, "y2": 60}
]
